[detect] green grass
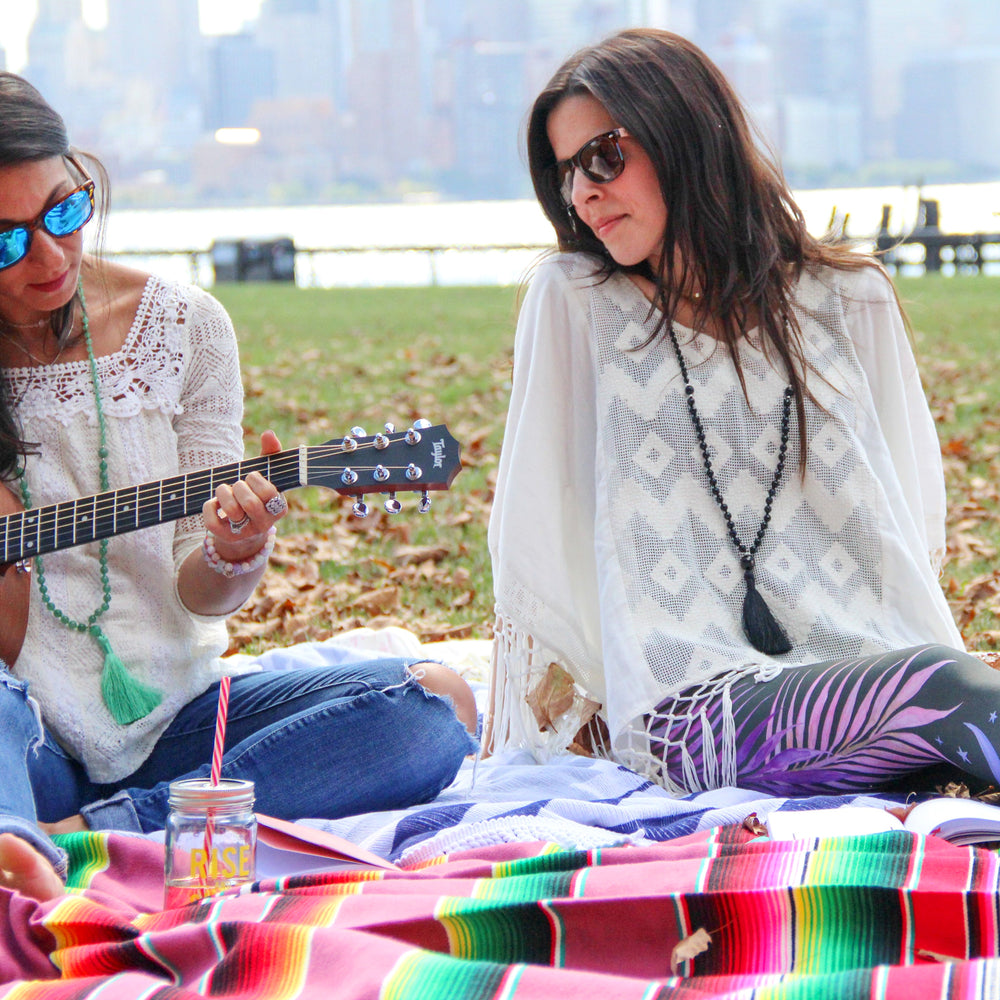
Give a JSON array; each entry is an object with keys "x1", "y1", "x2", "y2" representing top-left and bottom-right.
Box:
[
  {"x1": 213, "y1": 275, "x2": 1000, "y2": 652},
  {"x1": 899, "y1": 276, "x2": 1000, "y2": 646},
  {"x1": 213, "y1": 282, "x2": 517, "y2": 649}
]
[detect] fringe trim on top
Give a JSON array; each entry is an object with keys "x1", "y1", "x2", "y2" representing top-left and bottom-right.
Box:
[
  {"x1": 489, "y1": 609, "x2": 788, "y2": 795},
  {"x1": 488, "y1": 612, "x2": 578, "y2": 758},
  {"x1": 621, "y1": 663, "x2": 769, "y2": 794},
  {"x1": 488, "y1": 610, "x2": 613, "y2": 761}
]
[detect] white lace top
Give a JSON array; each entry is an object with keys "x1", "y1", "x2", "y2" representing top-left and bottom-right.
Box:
[
  {"x1": 5, "y1": 277, "x2": 248, "y2": 782},
  {"x1": 488, "y1": 253, "x2": 963, "y2": 773}
]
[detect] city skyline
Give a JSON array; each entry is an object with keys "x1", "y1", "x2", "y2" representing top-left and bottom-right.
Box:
[
  {"x1": 0, "y1": 0, "x2": 263, "y2": 70},
  {"x1": 2, "y1": 0, "x2": 998, "y2": 208}
]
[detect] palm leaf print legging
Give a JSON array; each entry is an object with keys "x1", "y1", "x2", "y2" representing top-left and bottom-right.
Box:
[{"x1": 649, "y1": 645, "x2": 1000, "y2": 794}]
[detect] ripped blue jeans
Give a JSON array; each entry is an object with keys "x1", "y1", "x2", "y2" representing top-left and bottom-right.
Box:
[{"x1": 1, "y1": 656, "x2": 476, "y2": 877}]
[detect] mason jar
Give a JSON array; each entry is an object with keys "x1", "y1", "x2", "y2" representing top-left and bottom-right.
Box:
[{"x1": 164, "y1": 777, "x2": 256, "y2": 908}]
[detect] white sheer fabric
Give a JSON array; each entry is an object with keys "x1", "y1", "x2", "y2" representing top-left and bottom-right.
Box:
[
  {"x1": 488, "y1": 253, "x2": 962, "y2": 781},
  {"x1": 5, "y1": 277, "x2": 250, "y2": 782}
]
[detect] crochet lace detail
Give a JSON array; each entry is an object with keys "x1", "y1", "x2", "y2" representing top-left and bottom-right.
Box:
[
  {"x1": 9, "y1": 278, "x2": 239, "y2": 426},
  {"x1": 3, "y1": 276, "x2": 245, "y2": 783}
]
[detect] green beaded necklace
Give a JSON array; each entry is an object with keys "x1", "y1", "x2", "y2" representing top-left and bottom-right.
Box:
[{"x1": 17, "y1": 282, "x2": 162, "y2": 725}]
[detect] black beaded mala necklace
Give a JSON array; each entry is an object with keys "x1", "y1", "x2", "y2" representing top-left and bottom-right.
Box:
[{"x1": 665, "y1": 322, "x2": 793, "y2": 655}]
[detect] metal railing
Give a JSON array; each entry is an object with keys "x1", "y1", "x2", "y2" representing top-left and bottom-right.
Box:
[
  {"x1": 107, "y1": 230, "x2": 1000, "y2": 286},
  {"x1": 106, "y1": 243, "x2": 553, "y2": 288}
]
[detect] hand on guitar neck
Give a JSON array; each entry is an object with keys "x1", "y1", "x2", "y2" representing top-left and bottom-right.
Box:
[{"x1": 0, "y1": 483, "x2": 30, "y2": 667}]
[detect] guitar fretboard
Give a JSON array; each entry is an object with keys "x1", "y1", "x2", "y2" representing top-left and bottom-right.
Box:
[
  {"x1": 3, "y1": 451, "x2": 304, "y2": 564},
  {"x1": 1, "y1": 423, "x2": 461, "y2": 566}
]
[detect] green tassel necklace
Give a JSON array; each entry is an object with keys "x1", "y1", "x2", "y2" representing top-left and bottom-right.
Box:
[{"x1": 17, "y1": 282, "x2": 162, "y2": 725}]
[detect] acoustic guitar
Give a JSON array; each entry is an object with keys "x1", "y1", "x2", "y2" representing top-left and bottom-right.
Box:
[{"x1": 0, "y1": 421, "x2": 461, "y2": 663}]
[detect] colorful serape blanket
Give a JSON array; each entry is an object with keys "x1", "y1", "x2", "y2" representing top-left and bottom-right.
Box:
[{"x1": 3, "y1": 824, "x2": 1000, "y2": 998}]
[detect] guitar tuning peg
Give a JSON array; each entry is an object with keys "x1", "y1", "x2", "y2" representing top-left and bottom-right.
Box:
[
  {"x1": 413, "y1": 418, "x2": 431, "y2": 430},
  {"x1": 405, "y1": 427, "x2": 421, "y2": 445},
  {"x1": 373, "y1": 433, "x2": 389, "y2": 450},
  {"x1": 384, "y1": 494, "x2": 402, "y2": 514},
  {"x1": 350, "y1": 426, "x2": 366, "y2": 438},
  {"x1": 352, "y1": 500, "x2": 369, "y2": 518},
  {"x1": 342, "y1": 435, "x2": 358, "y2": 452},
  {"x1": 383, "y1": 422, "x2": 396, "y2": 434},
  {"x1": 418, "y1": 492, "x2": 432, "y2": 514}
]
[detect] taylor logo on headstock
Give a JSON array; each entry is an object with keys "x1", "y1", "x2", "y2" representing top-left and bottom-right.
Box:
[{"x1": 432, "y1": 438, "x2": 447, "y2": 469}]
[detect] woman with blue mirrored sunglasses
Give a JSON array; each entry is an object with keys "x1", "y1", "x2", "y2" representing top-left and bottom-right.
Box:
[
  {"x1": 0, "y1": 169, "x2": 95, "y2": 272},
  {"x1": 0, "y1": 71, "x2": 477, "y2": 903}
]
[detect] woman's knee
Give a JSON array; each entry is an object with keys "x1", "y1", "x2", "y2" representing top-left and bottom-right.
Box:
[{"x1": 406, "y1": 661, "x2": 478, "y2": 735}]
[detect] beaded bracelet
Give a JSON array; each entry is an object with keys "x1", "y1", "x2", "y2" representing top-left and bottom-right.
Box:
[{"x1": 203, "y1": 526, "x2": 276, "y2": 579}]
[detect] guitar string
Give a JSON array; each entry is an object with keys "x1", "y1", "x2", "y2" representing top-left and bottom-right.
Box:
[{"x1": 1, "y1": 440, "x2": 440, "y2": 552}]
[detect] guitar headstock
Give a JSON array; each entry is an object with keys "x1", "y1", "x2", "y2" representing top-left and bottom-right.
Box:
[{"x1": 303, "y1": 421, "x2": 461, "y2": 516}]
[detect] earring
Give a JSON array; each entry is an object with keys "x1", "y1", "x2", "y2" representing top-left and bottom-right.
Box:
[{"x1": 566, "y1": 206, "x2": 579, "y2": 238}]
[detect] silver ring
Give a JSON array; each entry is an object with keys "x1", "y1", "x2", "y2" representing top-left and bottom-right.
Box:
[
  {"x1": 229, "y1": 513, "x2": 252, "y2": 534},
  {"x1": 265, "y1": 494, "x2": 288, "y2": 517}
]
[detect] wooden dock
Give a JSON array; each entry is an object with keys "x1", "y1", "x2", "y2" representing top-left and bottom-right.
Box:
[{"x1": 875, "y1": 198, "x2": 1000, "y2": 273}]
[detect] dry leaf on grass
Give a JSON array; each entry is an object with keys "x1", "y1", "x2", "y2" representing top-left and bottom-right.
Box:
[
  {"x1": 670, "y1": 928, "x2": 712, "y2": 975},
  {"x1": 394, "y1": 544, "x2": 451, "y2": 564},
  {"x1": 974, "y1": 649, "x2": 1000, "y2": 668},
  {"x1": 351, "y1": 587, "x2": 401, "y2": 614}
]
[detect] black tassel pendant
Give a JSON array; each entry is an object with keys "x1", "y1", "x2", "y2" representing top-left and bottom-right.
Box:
[{"x1": 741, "y1": 561, "x2": 791, "y2": 655}]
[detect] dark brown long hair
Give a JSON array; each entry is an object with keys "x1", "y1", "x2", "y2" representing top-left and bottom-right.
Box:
[
  {"x1": 0, "y1": 71, "x2": 109, "y2": 481},
  {"x1": 526, "y1": 29, "x2": 878, "y2": 461}
]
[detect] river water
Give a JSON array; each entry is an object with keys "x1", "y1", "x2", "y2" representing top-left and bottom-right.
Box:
[{"x1": 100, "y1": 179, "x2": 1000, "y2": 287}]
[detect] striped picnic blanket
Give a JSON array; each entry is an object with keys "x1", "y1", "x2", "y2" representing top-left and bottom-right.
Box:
[{"x1": 3, "y1": 825, "x2": 1000, "y2": 998}]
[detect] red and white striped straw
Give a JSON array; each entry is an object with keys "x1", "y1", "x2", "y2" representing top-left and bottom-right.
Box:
[
  {"x1": 210, "y1": 675, "x2": 231, "y2": 786},
  {"x1": 202, "y1": 675, "x2": 232, "y2": 878}
]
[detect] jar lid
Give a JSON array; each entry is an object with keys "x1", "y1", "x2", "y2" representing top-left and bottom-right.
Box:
[{"x1": 168, "y1": 777, "x2": 255, "y2": 811}]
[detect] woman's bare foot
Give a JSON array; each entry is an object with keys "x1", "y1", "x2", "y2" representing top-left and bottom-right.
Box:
[{"x1": 0, "y1": 834, "x2": 64, "y2": 901}]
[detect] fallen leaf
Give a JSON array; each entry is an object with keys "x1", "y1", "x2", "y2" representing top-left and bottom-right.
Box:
[
  {"x1": 526, "y1": 662, "x2": 579, "y2": 732},
  {"x1": 567, "y1": 710, "x2": 607, "y2": 757},
  {"x1": 419, "y1": 623, "x2": 474, "y2": 642},
  {"x1": 351, "y1": 587, "x2": 401, "y2": 614},
  {"x1": 742, "y1": 813, "x2": 767, "y2": 836},
  {"x1": 395, "y1": 544, "x2": 450, "y2": 564},
  {"x1": 671, "y1": 928, "x2": 712, "y2": 975},
  {"x1": 451, "y1": 590, "x2": 475, "y2": 609},
  {"x1": 918, "y1": 949, "x2": 963, "y2": 964},
  {"x1": 939, "y1": 782, "x2": 972, "y2": 799}
]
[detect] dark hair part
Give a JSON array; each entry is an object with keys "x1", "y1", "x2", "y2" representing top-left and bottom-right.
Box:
[
  {"x1": 526, "y1": 29, "x2": 879, "y2": 463},
  {"x1": 0, "y1": 71, "x2": 110, "y2": 481}
]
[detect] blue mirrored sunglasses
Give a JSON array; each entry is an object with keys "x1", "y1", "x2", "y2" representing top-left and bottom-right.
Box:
[
  {"x1": 0, "y1": 179, "x2": 96, "y2": 272},
  {"x1": 554, "y1": 128, "x2": 628, "y2": 207}
]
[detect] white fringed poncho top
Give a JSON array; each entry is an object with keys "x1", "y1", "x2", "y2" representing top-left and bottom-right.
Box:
[
  {"x1": 488, "y1": 253, "x2": 962, "y2": 778},
  {"x1": 5, "y1": 278, "x2": 248, "y2": 782}
]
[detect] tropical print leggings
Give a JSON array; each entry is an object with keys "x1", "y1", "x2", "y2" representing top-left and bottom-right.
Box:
[{"x1": 649, "y1": 644, "x2": 1000, "y2": 795}]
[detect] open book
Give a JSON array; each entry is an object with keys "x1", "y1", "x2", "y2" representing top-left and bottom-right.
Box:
[
  {"x1": 765, "y1": 797, "x2": 1000, "y2": 847},
  {"x1": 255, "y1": 813, "x2": 401, "y2": 878}
]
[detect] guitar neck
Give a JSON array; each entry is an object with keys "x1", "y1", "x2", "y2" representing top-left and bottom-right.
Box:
[{"x1": 3, "y1": 449, "x2": 306, "y2": 565}]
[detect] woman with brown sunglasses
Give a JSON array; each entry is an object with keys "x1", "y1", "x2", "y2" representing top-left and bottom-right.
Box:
[
  {"x1": 0, "y1": 72, "x2": 476, "y2": 901},
  {"x1": 486, "y1": 29, "x2": 996, "y2": 800}
]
